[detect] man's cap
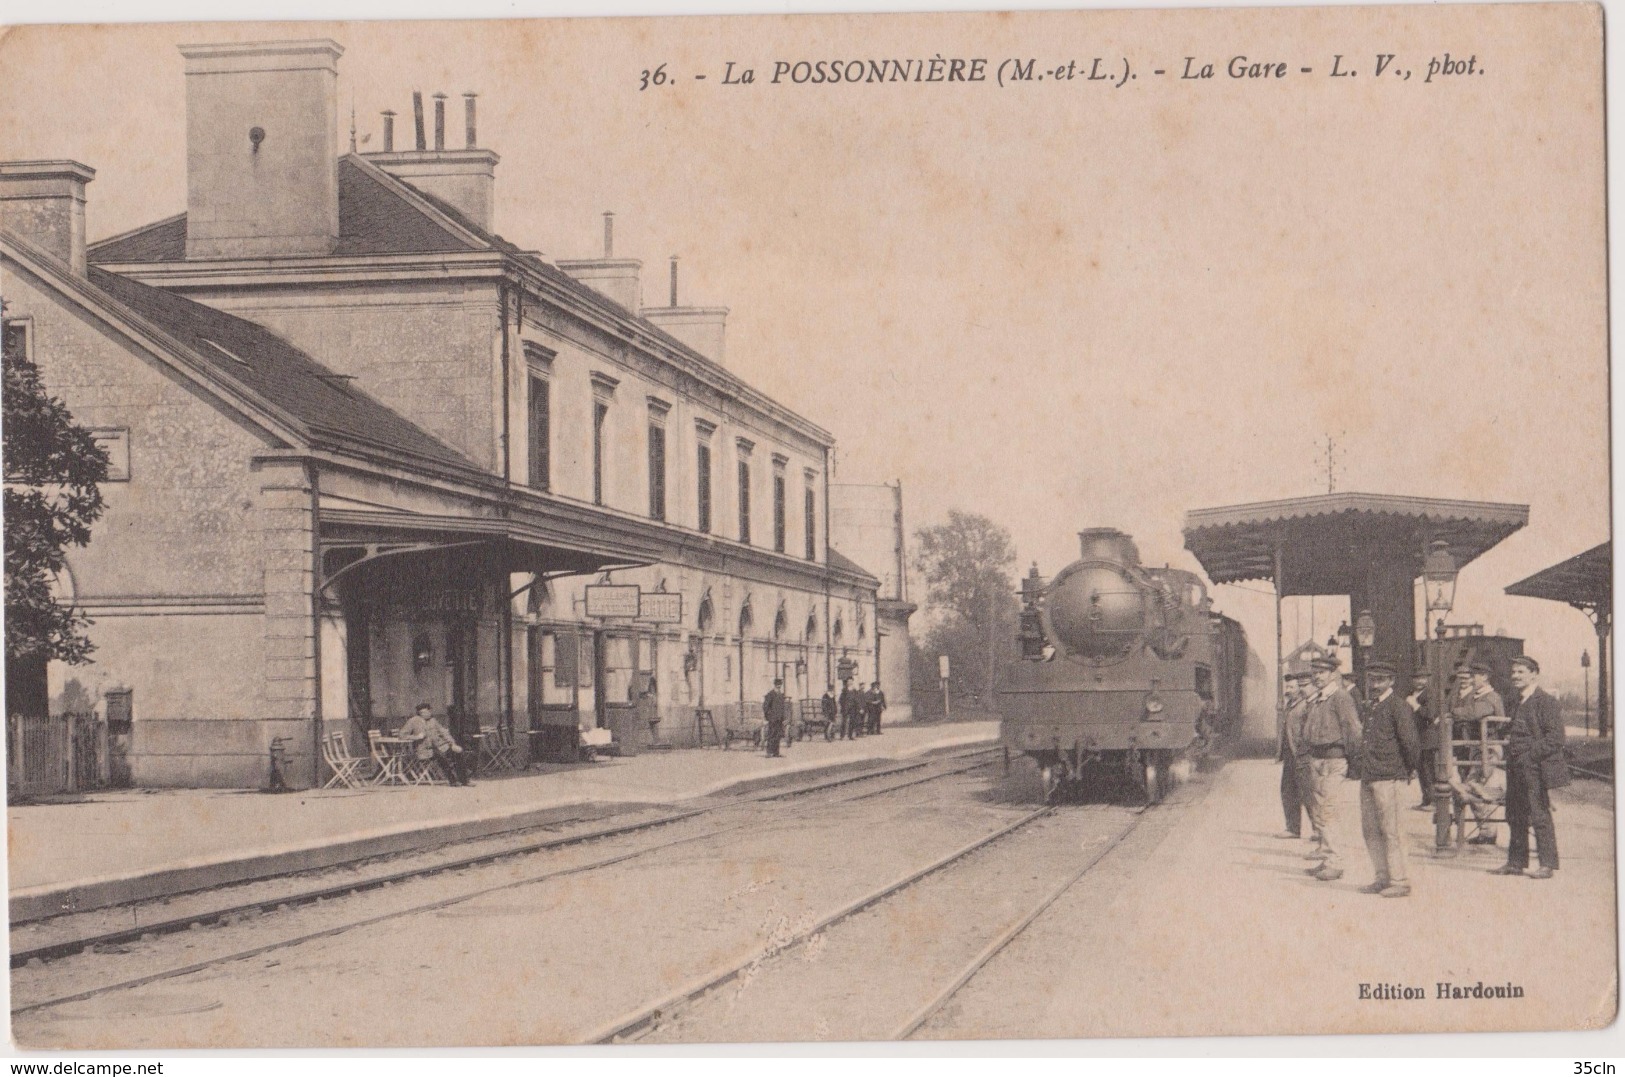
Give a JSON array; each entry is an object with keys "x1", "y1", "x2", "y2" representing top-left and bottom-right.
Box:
[
  {"x1": 1365, "y1": 662, "x2": 1397, "y2": 678},
  {"x1": 773, "y1": 678, "x2": 784, "y2": 685},
  {"x1": 1285, "y1": 670, "x2": 1312, "y2": 681},
  {"x1": 1469, "y1": 661, "x2": 1492, "y2": 675},
  {"x1": 1309, "y1": 655, "x2": 1340, "y2": 672},
  {"x1": 1511, "y1": 655, "x2": 1541, "y2": 674}
]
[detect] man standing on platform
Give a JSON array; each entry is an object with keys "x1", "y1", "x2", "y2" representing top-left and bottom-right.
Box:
[
  {"x1": 1355, "y1": 663, "x2": 1420, "y2": 897},
  {"x1": 1303, "y1": 655, "x2": 1362, "y2": 882},
  {"x1": 1493, "y1": 656, "x2": 1568, "y2": 879},
  {"x1": 763, "y1": 678, "x2": 789, "y2": 758},
  {"x1": 821, "y1": 684, "x2": 838, "y2": 738},
  {"x1": 1407, "y1": 670, "x2": 1436, "y2": 811},
  {"x1": 840, "y1": 679, "x2": 862, "y2": 739},
  {"x1": 866, "y1": 681, "x2": 886, "y2": 735},
  {"x1": 1275, "y1": 670, "x2": 1312, "y2": 840}
]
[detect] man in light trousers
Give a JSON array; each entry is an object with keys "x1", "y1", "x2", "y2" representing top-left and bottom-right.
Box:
[
  {"x1": 1302, "y1": 655, "x2": 1362, "y2": 882},
  {"x1": 1355, "y1": 663, "x2": 1420, "y2": 897}
]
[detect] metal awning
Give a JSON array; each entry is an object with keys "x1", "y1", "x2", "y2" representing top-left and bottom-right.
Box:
[
  {"x1": 1183, "y1": 492, "x2": 1529, "y2": 595},
  {"x1": 1504, "y1": 541, "x2": 1611, "y2": 614}
]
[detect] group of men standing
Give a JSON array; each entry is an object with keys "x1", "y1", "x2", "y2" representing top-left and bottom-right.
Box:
[
  {"x1": 1275, "y1": 651, "x2": 1568, "y2": 896},
  {"x1": 762, "y1": 677, "x2": 887, "y2": 757}
]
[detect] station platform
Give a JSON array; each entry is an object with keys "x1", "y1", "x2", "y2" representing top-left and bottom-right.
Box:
[
  {"x1": 7, "y1": 722, "x2": 998, "y2": 923},
  {"x1": 979, "y1": 756, "x2": 1618, "y2": 1040}
]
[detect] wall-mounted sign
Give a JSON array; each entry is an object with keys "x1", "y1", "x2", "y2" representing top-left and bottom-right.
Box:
[
  {"x1": 585, "y1": 584, "x2": 641, "y2": 618},
  {"x1": 639, "y1": 592, "x2": 684, "y2": 624}
]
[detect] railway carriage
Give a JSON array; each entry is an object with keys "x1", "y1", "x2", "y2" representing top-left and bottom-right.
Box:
[{"x1": 999, "y1": 528, "x2": 1251, "y2": 802}]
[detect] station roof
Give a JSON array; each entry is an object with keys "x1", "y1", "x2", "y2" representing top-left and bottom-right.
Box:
[
  {"x1": 1504, "y1": 541, "x2": 1611, "y2": 614},
  {"x1": 1183, "y1": 492, "x2": 1529, "y2": 595}
]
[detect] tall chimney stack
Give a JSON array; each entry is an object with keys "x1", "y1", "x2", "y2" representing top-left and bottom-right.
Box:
[
  {"x1": 463, "y1": 93, "x2": 478, "y2": 149},
  {"x1": 412, "y1": 92, "x2": 426, "y2": 151},
  {"x1": 178, "y1": 40, "x2": 343, "y2": 259},
  {"x1": 432, "y1": 93, "x2": 447, "y2": 151},
  {"x1": 0, "y1": 160, "x2": 95, "y2": 275},
  {"x1": 556, "y1": 210, "x2": 642, "y2": 312},
  {"x1": 643, "y1": 254, "x2": 729, "y2": 364},
  {"x1": 381, "y1": 110, "x2": 395, "y2": 152}
]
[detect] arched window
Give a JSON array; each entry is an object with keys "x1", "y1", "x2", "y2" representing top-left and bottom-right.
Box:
[
  {"x1": 773, "y1": 602, "x2": 788, "y2": 640},
  {"x1": 805, "y1": 611, "x2": 818, "y2": 641},
  {"x1": 738, "y1": 598, "x2": 754, "y2": 637}
]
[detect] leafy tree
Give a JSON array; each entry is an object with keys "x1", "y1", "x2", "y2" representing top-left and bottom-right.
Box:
[
  {"x1": 4, "y1": 328, "x2": 108, "y2": 714},
  {"x1": 912, "y1": 510, "x2": 1018, "y2": 708}
]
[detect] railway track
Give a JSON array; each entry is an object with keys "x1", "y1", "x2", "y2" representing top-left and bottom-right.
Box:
[
  {"x1": 11, "y1": 746, "x2": 1000, "y2": 1017},
  {"x1": 598, "y1": 795, "x2": 1157, "y2": 1045}
]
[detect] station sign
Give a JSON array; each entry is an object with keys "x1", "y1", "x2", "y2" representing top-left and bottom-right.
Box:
[
  {"x1": 638, "y1": 592, "x2": 684, "y2": 624},
  {"x1": 584, "y1": 584, "x2": 641, "y2": 619}
]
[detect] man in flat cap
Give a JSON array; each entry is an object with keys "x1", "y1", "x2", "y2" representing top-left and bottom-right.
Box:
[
  {"x1": 1301, "y1": 655, "x2": 1362, "y2": 881},
  {"x1": 1493, "y1": 656, "x2": 1568, "y2": 879},
  {"x1": 1355, "y1": 663, "x2": 1420, "y2": 896},
  {"x1": 763, "y1": 678, "x2": 789, "y2": 758},
  {"x1": 1276, "y1": 669, "x2": 1313, "y2": 840}
]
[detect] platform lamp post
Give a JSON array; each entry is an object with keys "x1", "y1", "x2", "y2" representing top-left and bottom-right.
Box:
[
  {"x1": 1581, "y1": 649, "x2": 1591, "y2": 738},
  {"x1": 1423, "y1": 540, "x2": 1460, "y2": 852}
]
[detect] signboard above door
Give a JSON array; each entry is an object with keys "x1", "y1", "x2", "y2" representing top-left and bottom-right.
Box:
[
  {"x1": 585, "y1": 584, "x2": 640, "y2": 619},
  {"x1": 638, "y1": 592, "x2": 684, "y2": 624}
]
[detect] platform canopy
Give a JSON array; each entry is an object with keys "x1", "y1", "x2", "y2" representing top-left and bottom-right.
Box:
[
  {"x1": 1182, "y1": 492, "x2": 1529, "y2": 596},
  {"x1": 1504, "y1": 541, "x2": 1611, "y2": 615}
]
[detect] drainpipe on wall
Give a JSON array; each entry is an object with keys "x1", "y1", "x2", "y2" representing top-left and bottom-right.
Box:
[
  {"x1": 309, "y1": 463, "x2": 324, "y2": 790},
  {"x1": 822, "y1": 445, "x2": 832, "y2": 689}
]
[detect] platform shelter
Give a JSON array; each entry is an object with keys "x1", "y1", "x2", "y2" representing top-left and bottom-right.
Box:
[
  {"x1": 1505, "y1": 540, "x2": 1612, "y2": 735},
  {"x1": 1182, "y1": 493, "x2": 1529, "y2": 698}
]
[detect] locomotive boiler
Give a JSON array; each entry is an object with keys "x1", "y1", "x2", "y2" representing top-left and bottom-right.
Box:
[{"x1": 999, "y1": 528, "x2": 1248, "y2": 802}]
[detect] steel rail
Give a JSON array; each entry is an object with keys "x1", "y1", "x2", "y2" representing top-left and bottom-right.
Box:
[
  {"x1": 890, "y1": 804, "x2": 1149, "y2": 1040},
  {"x1": 14, "y1": 746, "x2": 995, "y2": 968},
  {"x1": 11, "y1": 750, "x2": 999, "y2": 1010},
  {"x1": 583, "y1": 804, "x2": 1054, "y2": 1045}
]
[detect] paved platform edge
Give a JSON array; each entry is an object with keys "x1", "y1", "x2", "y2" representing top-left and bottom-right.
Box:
[{"x1": 9, "y1": 731, "x2": 996, "y2": 924}]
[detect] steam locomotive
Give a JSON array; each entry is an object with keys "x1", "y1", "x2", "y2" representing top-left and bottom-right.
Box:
[{"x1": 999, "y1": 528, "x2": 1251, "y2": 802}]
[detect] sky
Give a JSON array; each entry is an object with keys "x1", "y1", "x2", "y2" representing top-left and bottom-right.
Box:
[{"x1": 0, "y1": 3, "x2": 1610, "y2": 692}]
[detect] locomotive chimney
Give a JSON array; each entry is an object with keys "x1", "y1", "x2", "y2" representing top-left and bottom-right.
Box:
[{"x1": 1078, "y1": 528, "x2": 1140, "y2": 565}]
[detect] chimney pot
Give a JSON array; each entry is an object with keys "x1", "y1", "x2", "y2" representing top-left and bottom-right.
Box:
[
  {"x1": 603, "y1": 211, "x2": 614, "y2": 258},
  {"x1": 432, "y1": 92, "x2": 447, "y2": 151},
  {"x1": 412, "y1": 91, "x2": 426, "y2": 151},
  {"x1": 463, "y1": 92, "x2": 478, "y2": 149},
  {"x1": 381, "y1": 109, "x2": 396, "y2": 152},
  {"x1": 670, "y1": 256, "x2": 679, "y2": 307}
]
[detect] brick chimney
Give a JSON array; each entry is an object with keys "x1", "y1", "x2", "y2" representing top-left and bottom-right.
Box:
[
  {"x1": 179, "y1": 40, "x2": 343, "y2": 259},
  {"x1": 642, "y1": 256, "x2": 728, "y2": 364},
  {"x1": 364, "y1": 91, "x2": 499, "y2": 230},
  {"x1": 0, "y1": 160, "x2": 95, "y2": 275},
  {"x1": 557, "y1": 211, "x2": 643, "y2": 313}
]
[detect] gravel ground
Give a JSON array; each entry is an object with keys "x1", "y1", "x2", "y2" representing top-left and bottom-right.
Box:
[
  {"x1": 15, "y1": 766, "x2": 1022, "y2": 1049},
  {"x1": 635, "y1": 804, "x2": 1142, "y2": 1044}
]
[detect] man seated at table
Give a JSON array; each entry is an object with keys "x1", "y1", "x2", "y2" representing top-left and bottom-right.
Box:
[{"x1": 398, "y1": 704, "x2": 472, "y2": 787}]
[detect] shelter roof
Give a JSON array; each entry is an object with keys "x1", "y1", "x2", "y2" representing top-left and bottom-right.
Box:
[
  {"x1": 1504, "y1": 541, "x2": 1611, "y2": 613},
  {"x1": 1183, "y1": 492, "x2": 1528, "y2": 595}
]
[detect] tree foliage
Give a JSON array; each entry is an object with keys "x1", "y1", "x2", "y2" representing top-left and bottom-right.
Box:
[
  {"x1": 4, "y1": 340, "x2": 108, "y2": 667},
  {"x1": 912, "y1": 510, "x2": 1018, "y2": 706}
]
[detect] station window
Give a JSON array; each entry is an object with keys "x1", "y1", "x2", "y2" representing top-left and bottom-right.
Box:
[
  {"x1": 696, "y1": 441, "x2": 712, "y2": 533},
  {"x1": 736, "y1": 439, "x2": 754, "y2": 545},
  {"x1": 772, "y1": 458, "x2": 788, "y2": 554},
  {"x1": 528, "y1": 374, "x2": 551, "y2": 491},
  {"x1": 592, "y1": 401, "x2": 608, "y2": 506},
  {"x1": 804, "y1": 484, "x2": 817, "y2": 561}
]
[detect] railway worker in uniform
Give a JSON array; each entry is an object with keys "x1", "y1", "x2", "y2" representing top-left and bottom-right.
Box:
[
  {"x1": 866, "y1": 681, "x2": 887, "y2": 735},
  {"x1": 840, "y1": 680, "x2": 862, "y2": 739},
  {"x1": 1354, "y1": 663, "x2": 1420, "y2": 897},
  {"x1": 1407, "y1": 670, "x2": 1437, "y2": 811},
  {"x1": 821, "y1": 685, "x2": 838, "y2": 736},
  {"x1": 1275, "y1": 670, "x2": 1313, "y2": 839},
  {"x1": 763, "y1": 678, "x2": 789, "y2": 758},
  {"x1": 1302, "y1": 655, "x2": 1362, "y2": 882},
  {"x1": 1493, "y1": 656, "x2": 1568, "y2": 879}
]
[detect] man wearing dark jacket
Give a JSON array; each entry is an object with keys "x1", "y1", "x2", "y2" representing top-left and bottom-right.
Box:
[
  {"x1": 1355, "y1": 664, "x2": 1420, "y2": 897},
  {"x1": 1493, "y1": 656, "x2": 1568, "y2": 879}
]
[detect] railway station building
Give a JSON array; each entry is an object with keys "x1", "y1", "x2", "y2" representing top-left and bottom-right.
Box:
[{"x1": 1, "y1": 38, "x2": 885, "y2": 788}]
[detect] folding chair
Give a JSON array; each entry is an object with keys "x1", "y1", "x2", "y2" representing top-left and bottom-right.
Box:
[
  {"x1": 368, "y1": 730, "x2": 405, "y2": 786},
  {"x1": 322, "y1": 731, "x2": 366, "y2": 789},
  {"x1": 479, "y1": 726, "x2": 518, "y2": 772}
]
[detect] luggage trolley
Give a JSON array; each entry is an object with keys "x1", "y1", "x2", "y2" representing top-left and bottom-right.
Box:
[{"x1": 1445, "y1": 713, "x2": 1510, "y2": 851}]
